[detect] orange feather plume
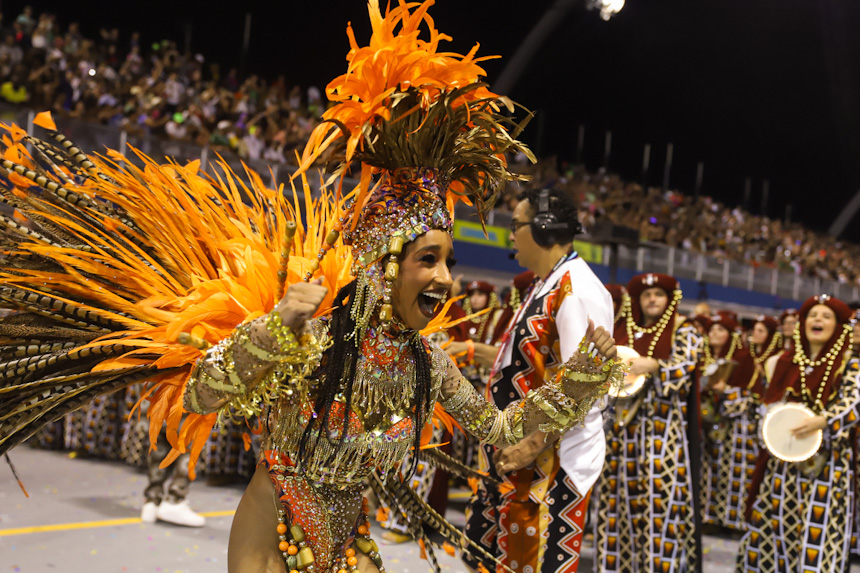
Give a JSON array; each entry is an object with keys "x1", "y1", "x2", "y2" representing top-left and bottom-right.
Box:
[{"x1": 0, "y1": 117, "x2": 353, "y2": 478}]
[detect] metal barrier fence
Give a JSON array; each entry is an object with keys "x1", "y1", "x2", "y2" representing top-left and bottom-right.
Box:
[{"x1": 10, "y1": 108, "x2": 857, "y2": 304}]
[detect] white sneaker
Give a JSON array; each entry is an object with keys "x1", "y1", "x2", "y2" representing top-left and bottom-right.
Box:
[
  {"x1": 156, "y1": 500, "x2": 206, "y2": 527},
  {"x1": 140, "y1": 501, "x2": 159, "y2": 523}
]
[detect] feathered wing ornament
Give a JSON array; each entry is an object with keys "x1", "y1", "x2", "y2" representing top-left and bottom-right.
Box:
[{"x1": 0, "y1": 113, "x2": 352, "y2": 477}]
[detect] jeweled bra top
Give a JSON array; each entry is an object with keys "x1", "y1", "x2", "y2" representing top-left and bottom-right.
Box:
[{"x1": 263, "y1": 317, "x2": 447, "y2": 490}]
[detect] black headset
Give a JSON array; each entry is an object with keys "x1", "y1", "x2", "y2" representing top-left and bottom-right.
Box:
[{"x1": 530, "y1": 188, "x2": 583, "y2": 248}]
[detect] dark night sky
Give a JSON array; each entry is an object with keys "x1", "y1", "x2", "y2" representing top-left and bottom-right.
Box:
[{"x1": 15, "y1": 0, "x2": 860, "y2": 239}]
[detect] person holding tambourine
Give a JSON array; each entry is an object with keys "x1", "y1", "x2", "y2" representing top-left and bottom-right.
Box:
[
  {"x1": 699, "y1": 311, "x2": 748, "y2": 532},
  {"x1": 737, "y1": 295, "x2": 860, "y2": 573},
  {"x1": 595, "y1": 272, "x2": 705, "y2": 573},
  {"x1": 712, "y1": 315, "x2": 782, "y2": 533}
]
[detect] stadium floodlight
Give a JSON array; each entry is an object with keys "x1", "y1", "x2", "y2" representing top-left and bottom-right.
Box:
[{"x1": 590, "y1": 0, "x2": 625, "y2": 20}]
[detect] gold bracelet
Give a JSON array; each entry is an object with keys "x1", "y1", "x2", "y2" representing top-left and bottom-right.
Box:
[
  {"x1": 265, "y1": 311, "x2": 300, "y2": 354},
  {"x1": 440, "y1": 376, "x2": 474, "y2": 411}
]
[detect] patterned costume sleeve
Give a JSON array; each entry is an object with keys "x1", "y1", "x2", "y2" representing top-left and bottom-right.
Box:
[
  {"x1": 824, "y1": 357, "x2": 860, "y2": 442},
  {"x1": 654, "y1": 323, "x2": 702, "y2": 397},
  {"x1": 440, "y1": 342, "x2": 624, "y2": 447},
  {"x1": 721, "y1": 387, "x2": 754, "y2": 418},
  {"x1": 184, "y1": 317, "x2": 329, "y2": 418}
]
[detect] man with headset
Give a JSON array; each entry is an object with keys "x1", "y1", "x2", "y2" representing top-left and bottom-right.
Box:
[{"x1": 454, "y1": 187, "x2": 613, "y2": 573}]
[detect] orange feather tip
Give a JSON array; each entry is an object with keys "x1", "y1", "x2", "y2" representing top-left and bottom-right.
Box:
[
  {"x1": 34, "y1": 111, "x2": 57, "y2": 131},
  {"x1": 2, "y1": 122, "x2": 27, "y2": 143}
]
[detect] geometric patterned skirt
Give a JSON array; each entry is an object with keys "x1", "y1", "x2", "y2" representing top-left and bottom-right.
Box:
[
  {"x1": 736, "y1": 444, "x2": 854, "y2": 573},
  {"x1": 595, "y1": 399, "x2": 699, "y2": 573}
]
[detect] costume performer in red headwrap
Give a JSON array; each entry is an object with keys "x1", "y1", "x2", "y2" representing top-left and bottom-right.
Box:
[
  {"x1": 711, "y1": 315, "x2": 781, "y2": 532},
  {"x1": 699, "y1": 310, "x2": 748, "y2": 530},
  {"x1": 737, "y1": 295, "x2": 859, "y2": 572},
  {"x1": 595, "y1": 273, "x2": 704, "y2": 573}
]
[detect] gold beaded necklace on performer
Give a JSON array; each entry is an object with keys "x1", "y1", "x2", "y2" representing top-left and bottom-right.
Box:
[
  {"x1": 749, "y1": 332, "x2": 782, "y2": 365},
  {"x1": 702, "y1": 332, "x2": 740, "y2": 367},
  {"x1": 792, "y1": 323, "x2": 853, "y2": 412},
  {"x1": 623, "y1": 289, "x2": 682, "y2": 357}
]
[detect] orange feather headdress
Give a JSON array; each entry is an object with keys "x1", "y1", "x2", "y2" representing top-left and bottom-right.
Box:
[{"x1": 296, "y1": 0, "x2": 534, "y2": 274}]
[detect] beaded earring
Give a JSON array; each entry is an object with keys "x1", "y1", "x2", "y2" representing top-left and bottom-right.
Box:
[{"x1": 379, "y1": 235, "x2": 405, "y2": 328}]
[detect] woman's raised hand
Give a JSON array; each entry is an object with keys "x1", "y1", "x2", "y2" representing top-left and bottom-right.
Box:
[{"x1": 274, "y1": 279, "x2": 329, "y2": 333}]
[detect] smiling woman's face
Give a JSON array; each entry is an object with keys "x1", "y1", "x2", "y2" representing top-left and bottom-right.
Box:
[
  {"x1": 805, "y1": 304, "x2": 837, "y2": 346},
  {"x1": 708, "y1": 323, "x2": 730, "y2": 349},
  {"x1": 390, "y1": 230, "x2": 455, "y2": 331},
  {"x1": 751, "y1": 322, "x2": 769, "y2": 346}
]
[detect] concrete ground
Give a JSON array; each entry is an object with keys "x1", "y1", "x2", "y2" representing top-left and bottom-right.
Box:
[{"x1": 1, "y1": 448, "x2": 858, "y2": 572}]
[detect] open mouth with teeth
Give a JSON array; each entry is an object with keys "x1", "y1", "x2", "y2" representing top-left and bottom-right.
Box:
[
  {"x1": 417, "y1": 290, "x2": 447, "y2": 318},
  {"x1": 810, "y1": 325, "x2": 825, "y2": 334}
]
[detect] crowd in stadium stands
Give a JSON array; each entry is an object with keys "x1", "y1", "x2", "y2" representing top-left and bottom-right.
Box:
[
  {"x1": 0, "y1": 7, "x2": 323, "y2": 164},
  {"x1": 507, "y1": 157, "x2": 860, "y2": 286},
  {"x1": 3, "y1": 7, "x2": 859, "y2": 288}
]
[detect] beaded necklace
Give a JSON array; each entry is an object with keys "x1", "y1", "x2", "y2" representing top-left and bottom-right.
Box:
[
  {"x1": 792, "y1": 323, "x2": 853, "y2": 411},
  {"x1": 623, "y1": 289, "x2": 682, "y2": 357},
  {"x1": 702, "y1": 332, "x2": 740, "y2": 366},
  {"x1": 750, "y1": 332, "x2": 782, "y2": 365}
]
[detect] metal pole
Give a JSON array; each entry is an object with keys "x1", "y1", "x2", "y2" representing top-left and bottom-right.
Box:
[
  {"x1": 743, "y1": 177, "x2": 752, "y2": 211},
  {"x1": 694, "y1": 161, "x2": 704, "y2": 199},
  {"x1": 493, "y1": 0, "x2": 579, "y2": 95},
  {"x1": 240, "y1": 13, "x2": 252, "y2": 78},
  {"x1": 184, "y1": 22, "x2": 193, "y2": 55},
  {"x1": 576, "y1": 124, "x2": 585, "y2": 165},
  {"x1": 25, "y1": 110, "x2": 34, "y2": 155},
  {"x1": 667, "y1": 247, "x2": 675, "y2": 276},
  {"x1": 785, "y1": 203, "x2": 792, "y2": 224},
  {"x1": 662, "y1": 142, "x2": 673, "y2": 193},
  {"x1": 603, "y1": 130, "x2": 612, "y2": 169},
  {"x1": 641, "y1": 143, "x2": 651, "y2": 188},
  {"x1": 827, "y1": 188, "x2": 860, "y2": 238},
  {"x1": 118, "y1": 130, "x2": 127, "y2": 158},
  {"x1": 271, "y1": 164, "x2": 279, "y2": 189},
  {"x1": 761, "y1": 179, "x2": 770, "y2": 217},
  {"x1": 609, "y1": 244, "x2": 619, "y2": 283},
  {"x1": 534, "y1": 110, "x2": 545, "y2": 158}
]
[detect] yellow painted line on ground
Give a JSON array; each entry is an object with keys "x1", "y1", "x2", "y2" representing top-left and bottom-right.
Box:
[{"x1": 0, "y1": 510, "x2": 236, "y2": 536}]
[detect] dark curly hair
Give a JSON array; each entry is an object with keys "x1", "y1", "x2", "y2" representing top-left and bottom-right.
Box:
[{"x1": 515, "y1": 187, "x2": 580, "y2": 246}]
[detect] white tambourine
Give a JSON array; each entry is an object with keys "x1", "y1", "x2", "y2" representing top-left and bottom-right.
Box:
[
  {"x1": 761, "y1": 402, "x2": 823, "y2": 462},
  {"x1": 607, "y1": 345, "x2": 647, "y2": 399}
]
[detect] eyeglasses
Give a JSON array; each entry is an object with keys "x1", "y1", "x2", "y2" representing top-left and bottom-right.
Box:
[{"x1": 510, "y1": 220, "x2": 530, "y2": 233}]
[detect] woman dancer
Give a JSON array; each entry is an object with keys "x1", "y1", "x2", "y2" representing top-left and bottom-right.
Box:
[
  {"x1": 700, "y1": 311, "x2": 747, "y2": 530},
  {"x1": 0, "y1": 2, "x2": 623, "y2": 573},
  {"x1": 710, "y1": 316, "x2": 781, "y2": 531}
]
